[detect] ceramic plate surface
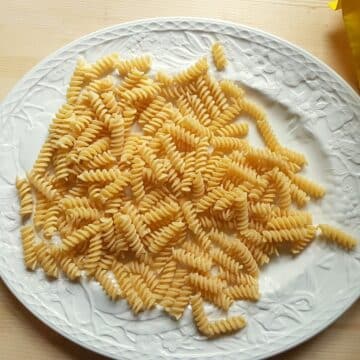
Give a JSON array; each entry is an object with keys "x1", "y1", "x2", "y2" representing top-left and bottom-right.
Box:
[{"x1": 0, "y1": 17, "x2": 359, "y2": 360}]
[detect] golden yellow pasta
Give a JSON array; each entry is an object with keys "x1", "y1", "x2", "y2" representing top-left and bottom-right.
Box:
[
  {"x1": 318, "y1": 224, "x2": 357, "y2": 250},
  {"x1": 16, "y1": 178, "x2": 33, "y2": 217},
  {"x1": 211, "y1": 42, "x2": 227, "y2": 71},
  {"x1": 17, "y1": 44, "x2": 357, "y2": 339},
  {"x1": 116, "y1": 55, "x2": 152, "y2": 77}
]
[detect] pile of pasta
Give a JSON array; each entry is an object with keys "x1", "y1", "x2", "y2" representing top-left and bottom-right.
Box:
[{"x1": 16, "y1": 42, "x2": 357, "y2": 337}]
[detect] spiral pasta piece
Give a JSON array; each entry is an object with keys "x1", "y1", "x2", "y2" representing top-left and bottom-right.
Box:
[
  {"x1": 211, "y1": 136, "x2": 248, "y2": 152},
  {"x1": 147, "y1": 221, "x2": 186, "y2": 254},
  {"x1": 86, "y1": 53, "x2": 119, "y2": 79},
  {"x1": 249, "y1": 202, "x2": 273, "y2": 220},
  {"x1": 66, "y1": 207, "x2": 100, "y2": 222},
  {"x1": 219, "y1": 80, "x2": 245, "y2": 99},
  {"x1": 188, "y1": 273, "x2": 225, "y2": 295},
  {"x1": 122, "y1": 202, "x2": 150, "y2": 238},
  {"x1": 139, "y1": 144, "x2": 167, "y2": 182},
  {"x1": 130, "y1": 157, "x2": 146, "y2": 202},
  {"x1": 216, "y1": 122, "x2": 249, "y2": 138},
  {"x1": 37, "y1": 242, "x2": 59, "y2": 278},
  {"x1": 142, "y1": 198, "x2": 180, "y2": 227},
  {"x1": 132, "y1": 274, "x2": 156, "y2": 310},
  {"x1": 82, "y1": 233, "x2": 102, "y2": 275},
  {"x1": 123, "y1": 83, "x2": 160, "y2": 104},
  {"x1": 184, "y1": 93, "x2": 212, "y2": 126},
  {"x1": 28, "y1": 172, "x2": 60, "y2": 201},
  {"x1": 142, "y1": 103, "x2": 173, "y2": 136},
  {"x1": 211, "y1": 42, "x2": 227, "y2": 71},
  {"x1": 59, "y1": 195, "x2": 92, "y2": 209},
  {"x1": 160, "y1": 268, "x2": 188, "y2": 308},
  {"x1": 138, "y1": 96, "x2": 167, "y2": 126},
  {"x1": 219, "y1": 270, "x2": 257, "y2": 286},
  {"x1": 172, "y1": 248, "x2": 212, "y2": 273},
  {"x1": 278, "y1": 146, "x2": 307, "y2": 167},
  {"x1": 213, "y1": 187, "x2": 244, "y2": 211},
  {"x1": 165, "y1": 122, "x2": 200, "y2": 151},
  {"x1": 116, "y1": 55, "x2": 152, "y2": 77},
  {"x1": 85, "y1": 150, "x2": 117, "y2": 169},
  {"x1": 210, "y1": 248, "x2": 243, "y2": 274},
  {"x1": 78, "y1": 168, "x2": 122, "y2": 183},
  {"x1": 318, "y1": 224, "x2": 356, "y2": 250},
  {"x1": 179, "y1": 115, "x2": 212, "y2": 138},
  {"x1": 74, "y1": 119, "x2": 104, "y2": 149},
  {"x1": 194, "y1": 137, "x2": 210, "y2": 175},
  {"x1": 66, "y1": 58, "x2": 88, "y2": 104},
  {"x1": 209, "y1": 101, "x2": 242, "y2": 130},
  {"x1": 195, "y1": 76, "x2": 221, "y2": 120},
  {"x1": 99, "y1": 172, "x2": 130, "y2": 202},
  {"x1": 273, "y1": 171, "x2": 291, "y2": 210},
  {"x1": 16, "y1": 177, "x2": 33, "y2": 217},
  {"x1": 174, "y1": 57, "x2": 208, "y2": 84},
  {"x1": 224, "y1": 284, "x2": 260, "y2": 301},
  {"x1": 114, "y1": 214, "x2": 147, "y2": 258},
  {"x1": 190, "y1": 294, "x2": 210, "y2": 335},
  {"x1": 166, "y1": 285, "x2": 192, "y2": 319},
  {"x1": 226, "y1": 241, "x2": 259, "y2": 276},
  {"x1": 179, "y1": 152, "x2": 195, "y2": 193},
  {"x1": 42, "y1": 205, "x2": 60, "y2": 238},
  {"x1": 233, "y1": 193, "x2": 248, "y2": 232},
  {"x1": 49, "y1": 105, "x2": 73, "y2": 141},
  {"x1": 202, "y1": 73, "x2": 228, "y2": 111},
  {"x1": 291, "y1": 174, "x2": 326, "y2": 199},
  {"x1": 138, "y1": 188, "x2": 168, "y2": 212},
  {"x1": 263, "y1": 228, "x2": 309, "y2": 243},
  {"x1": 77, "y1": 137, "x2": 110, "y2": 161},
  {"x1": 245, "y1": 148, "x2": 294, "y2": 175},
  {"x1": 291, "y1": 225, "x2": 317, "y2": 254},
  {"x1": 32, "y1": 141, "x2": 55, "y2": 175},
  {"x1": 108, "y1": 114, "x2": 125, "y2": 157},
  {"x1": 125, "y1": 261, "x2": 158, "y2": 291},
  {"x1": 227, "y1": 161, "x2": 259, "y2": 185},
  {"x1": 207, "y1": 316, "x2": 246, "y2": 337},
  {"x1": 20, "y1": 226, "x2": 38, "y2": 270},
  {"x1": 58, "y1": 256, "x2": 81, "y2": 281},
  {"x1": 55, "y1": 134, "x2": 76, "y2": 150},
  {"x1": 160, "y1": 134, "x2": 186, "y2": 173},
  {"x1": 85, "y1": 76, "x2": 114, "y2": 95},
  {"x1": 290, "y1": 184, "x2": 310, "y2": 208},
  {"x1": 267, "y1": 213, "x2": 312, "y2": 230},
  {"x1": 152, "y1": 260, "x2": 176, "y2": 300},
  {"x1": 112, "y1": 263, "x2": 144, "y2": 313},
  {"x1": 181, "y1": 201, "x2": 211, "y2": 250},
  {"x1": 94, "y1": 269, "x2": 121, "y2": 300},
  {"x1": 61, "y1": 223, "x2": 100, "y2": 252},
  {"x1": 101, "y1": 91, "x2": 121, "y2": 115},
  {"x1": 192, "y1": 172, "x2": 205, "y2": 199}
]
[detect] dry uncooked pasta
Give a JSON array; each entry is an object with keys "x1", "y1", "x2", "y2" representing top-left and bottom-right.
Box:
[
  {"x1": 211, "y1": 42, "x2": 227, "y2": 71},
  {"x1": 16, "y1": 43, "x2": 357, "y2": 338}
]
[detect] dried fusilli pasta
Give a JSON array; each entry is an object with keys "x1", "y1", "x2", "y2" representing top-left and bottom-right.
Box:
[
  {"x1": 211, "y1": 42, "x2": 227, "y2": 71},
  {"x1": 16, "y1": 47, "x2": 356, "y2": 340}
]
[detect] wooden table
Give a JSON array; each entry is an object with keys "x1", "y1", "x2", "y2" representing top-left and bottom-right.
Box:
[{"x1": 0, "y1": 1, "x2": 359, "y2": 359}]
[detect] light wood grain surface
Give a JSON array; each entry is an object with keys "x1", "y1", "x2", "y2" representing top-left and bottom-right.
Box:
[{"x1": 0, "y1": 1, "x2": 359, "y2": 359}]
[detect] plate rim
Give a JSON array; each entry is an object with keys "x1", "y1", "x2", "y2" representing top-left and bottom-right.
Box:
[
  {"x1": 1, "y1": 16, "x2": 359, "y2": 108},
  {"x1": 0, "y1": 16, "x2": 359, "y2": 360}
]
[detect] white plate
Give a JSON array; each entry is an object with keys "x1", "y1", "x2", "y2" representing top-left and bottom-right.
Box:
[{"x1": 0, "y1": 17, "x2": 359, "y2": 360}]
